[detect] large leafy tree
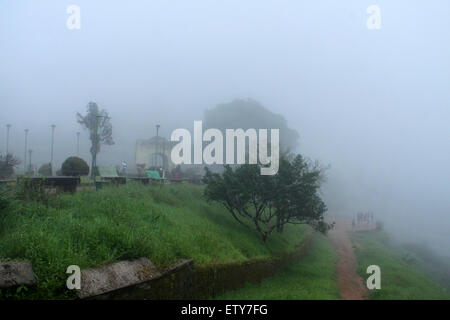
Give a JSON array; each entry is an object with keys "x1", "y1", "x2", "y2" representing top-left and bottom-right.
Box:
[
  {"x1": 203, "y1": 154, "x2": 331, "y2": 243},
  {"x1": 77, "y1": 102, "x2": 114, "y2": 178},
  {"x1": 204, "y1": 99, "x2": 300, "y2": 152}
]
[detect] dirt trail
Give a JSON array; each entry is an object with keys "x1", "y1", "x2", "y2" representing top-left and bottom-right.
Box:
[{"x1": 328, "y1": 218, "x2": 368, "y2": 300}]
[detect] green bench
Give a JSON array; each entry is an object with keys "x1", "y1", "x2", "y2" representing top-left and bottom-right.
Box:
[
  {"x1": 145, "y1": 170, "x2": 166, "y2": 183},
  {"x1": 97, "y1": 166, "x2": 126, "y2": 186}
]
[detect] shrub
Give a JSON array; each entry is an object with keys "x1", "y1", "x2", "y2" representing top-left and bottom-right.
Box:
[
  {"x1": 15, "y1": 176, "x2": 49, "y2": 204},
  {"x1": 61, "y1": 157, "x2": 89, "y2": 176},
  {"x1": 38, "y1": 163, "x2": 52, "y2": 176}
]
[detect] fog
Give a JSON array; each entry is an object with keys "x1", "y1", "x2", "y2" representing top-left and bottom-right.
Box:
[{"x1": 1, "y1": 1, "x2": 449, "y2": 254}]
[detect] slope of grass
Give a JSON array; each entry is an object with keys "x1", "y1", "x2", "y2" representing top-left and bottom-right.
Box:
[
  {"x1": 216, "y1": 232, "x2": 339, "y2": 299},
  {"x1": 350, "y1": 231, "x2": 450, "y2": 300},
  {"x1": 0, "y1": 183, "x2": 309, "y2": 299},
  {"x1": 401, "y1": 242, "x2": 450, "y2": 291}
]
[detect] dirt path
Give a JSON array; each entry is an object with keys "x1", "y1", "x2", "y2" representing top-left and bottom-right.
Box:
[{"x1": 328, "y1": 218, "x2": 368, "y2": 300}]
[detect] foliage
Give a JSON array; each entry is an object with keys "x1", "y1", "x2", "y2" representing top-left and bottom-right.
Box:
[
  {"x1": 0, "y1": 154, "x2": 21, "y2": 178},
  {"x1": 61, "y1": 157, "x2": 89, "y2": 176},
  {"x1": 203, "y1": 154, "x2": 331, "y2": 242},
  {"x1": 401, "y1": 242, "x2": 450, "y2": 290},
  {"x1": 0, "y1": 183, "x2": 308, "y2": 299},
  {"x1": 351, "y1": 231, "x2": 450, "y2": 299},
  {"x1": 0, "y1": 188, "x2": 10, "y2": 214},
  {"x1": 204, "y1": 98, "x2": 300, "y2": 152},
  {"x1": 217, "y1": 232, "x2": 339, "y2": 299},
  {"x1": 38, "y1": 163, "x2": 52, "y2": 176},
  {"x1": 15, "y1": 176, "x2": 49, "y2": 204},
  {"x1": 76, "y1": 101, "x2": 114, "y2": 177}
]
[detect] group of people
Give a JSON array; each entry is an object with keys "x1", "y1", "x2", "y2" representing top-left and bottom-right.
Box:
[{"x1": 352, "y1": 211, "x2": 375, "y2": 230}]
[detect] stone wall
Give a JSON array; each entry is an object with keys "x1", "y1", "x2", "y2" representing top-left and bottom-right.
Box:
[{"x1": 87, "y1": 230, "x2": 312, "y2": 300}]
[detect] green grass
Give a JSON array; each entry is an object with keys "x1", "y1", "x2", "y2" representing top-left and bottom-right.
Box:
[
  {"x1": 350, "y1": 231, "x2": 450, "y2": 300},
  {"x1": 0, "y1": 183, "x2": 309, "y2": 299},
  {"x1": 215, "y1": 232, "x2": 340, "y2": 299}
]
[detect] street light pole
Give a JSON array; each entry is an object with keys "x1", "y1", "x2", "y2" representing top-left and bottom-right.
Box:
[
  {"x1": 76, "y1": 132, "x2": 80, "y2": 156},
  {"x1": 6, "y1": 124, "x2": 11, "y2": 154},
  {"x1": 155, "y1": 124, "x2": 160, "y2": 168},
  {"x1": 28, "y1": 149, "x2": 32, "y2": 175},
  {"x1": 50, "y1": 124, "x2": 56, "y2": 176},
  {"x1": 24, "y1": 129, "x2": 29, "y2": 173}
]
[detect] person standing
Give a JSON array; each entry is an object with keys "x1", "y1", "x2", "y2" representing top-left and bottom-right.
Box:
[{"x1": 121, "y1": 160, "x2": 127, "y2": 176}]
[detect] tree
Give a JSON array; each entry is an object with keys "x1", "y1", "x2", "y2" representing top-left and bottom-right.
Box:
[
  {"x1": 77, "y1": 102, "x2": 114, "y2": 178},
  {"x1": 38, "y1": 163, "x2": 52, "y2": 176},
  {"x1": 204, "y1": 99, "x2": 300, "y2": 152},
  {"x1": 203, "y1": 154, "x2": 332, "y2": 243},
  {"x1": 61, "y1": 156, "x2": 89, "y2": 176},
  {"x1": 0, "y1": 154, "x2": 21, "y2": 178}
]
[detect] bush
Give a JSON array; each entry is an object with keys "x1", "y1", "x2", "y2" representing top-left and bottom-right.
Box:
[
  {"x1": 61, "y1": 157, "x2": 89, "y2": 176},
  {"x1": 38, "y1": 163, "x2": 52, "y2": 176},
  {"x1": 15, "y1": 176, "x2": 48, "y2": 204}
]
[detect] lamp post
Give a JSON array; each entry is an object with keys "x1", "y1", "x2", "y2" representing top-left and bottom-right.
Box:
[
  {"x1": 24, "y1": 129, "x2": 29, "y2": 173},
  {"x1": 50, "y1": 124, "x2": 56, "y2": 176},
  {"x1": 155, "y1": 124, "x2": 160, "y2": 168},
  {"x1": 76, "y1": 131, "x2": 80, "y2": 156},
  {"x1": 28, "y1": 149, "x2": 32, "y2": 175},
  {"x1": 6, "y1": 124, "x2": 11, "y2": 154}
]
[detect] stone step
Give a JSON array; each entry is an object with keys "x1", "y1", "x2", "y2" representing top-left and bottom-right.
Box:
[{"x1": 0, "y1": 261, "x2": 36, "y2": 289}]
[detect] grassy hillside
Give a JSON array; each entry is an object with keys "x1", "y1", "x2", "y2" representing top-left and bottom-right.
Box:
[
  {"x1": 350, "y1": 231, "x2": 450, "y2": 300},
  {"x1": 0, "y1": 183, "x2": 309, "y2": 299},
  {"x1": 216, "y1": 232, "x2": 340, "y2": 299}
]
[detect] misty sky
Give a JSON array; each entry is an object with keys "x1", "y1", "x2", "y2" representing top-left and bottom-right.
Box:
[{"x1": 1, "y1": 1, "x2": 449, "y2": 253}]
